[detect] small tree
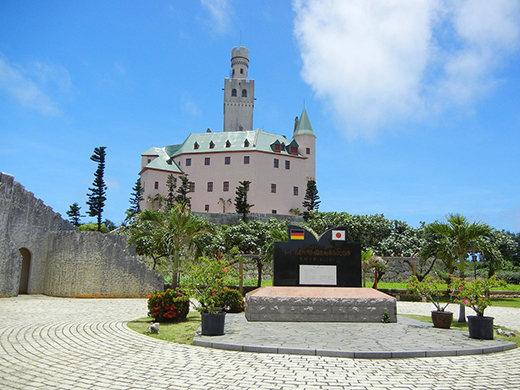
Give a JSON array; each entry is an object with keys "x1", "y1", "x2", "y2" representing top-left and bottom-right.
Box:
[
  {"x1": 302, "y1": 179, "x2": 320, "y2": 221},
  {"x1": 86, "y1": 146, "x2": 107, "y2": 232},
  {"x1": 166, "y1": 174, "x2": 177, "y2": 209},
  {"x1": 66, "y1": 202, "x2": 84, "y2": 226},
  {"x1": 175, "y1": 174, "x2": 191, "y2": 209},
  {"x1": 235, "y1": 180, "x2": 253, "y2": 221},
  {"x1": 125, "y1": 178, "x2": 144, "y2": 223}
]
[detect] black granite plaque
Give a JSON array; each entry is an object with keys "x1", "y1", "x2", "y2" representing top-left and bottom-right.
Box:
[{"x1": 273, "y1": 226, "x2": 362, "y2": 287}]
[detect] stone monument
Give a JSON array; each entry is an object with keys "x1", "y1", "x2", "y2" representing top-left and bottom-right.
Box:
[{"x1": 245, "y1": 226, "x2": 397, "y2": 322}]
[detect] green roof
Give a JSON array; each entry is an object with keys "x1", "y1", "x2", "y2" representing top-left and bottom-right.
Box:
[
  {"x1": 141, "y1": 127, "x2": 309, "y2": 173},
  {"x1": 294, "y1": 109, "x2": 316, "y2": 137}
]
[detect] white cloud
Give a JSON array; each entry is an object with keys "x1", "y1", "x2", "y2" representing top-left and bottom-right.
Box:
[
  {"x1": 293, "y1": 0, "x2": 520, "y2": 139},
  {"x1": 200, "y1": 0, "x2": 233, "y2": 34},
  {"x1": 0, "y1": 54, "x2": 70, "y2": 116}
]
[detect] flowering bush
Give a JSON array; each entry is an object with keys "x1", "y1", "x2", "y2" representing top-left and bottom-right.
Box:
[
  {"x1": 187, "y1": 257, "x2": 239, "y2": 314},
  {"x1": 451, "y1": 275, "x2": 506, "y2": 317},
  {"x1": 221, "y1": 287, "x2": 245, "y2": 313},
  {"x1": 147, "y1": 288, "x2": 190, "y2": 322},
  {"x1": 406, "y1": 275, "x2": 457, "y2": 311}
]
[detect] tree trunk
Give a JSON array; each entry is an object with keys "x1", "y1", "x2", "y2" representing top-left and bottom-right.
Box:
[
  {"x1": 257, "y1": 260, "x2": 263, "y2": 287},
  {"x1": 458, "y1": 303, "x2": 466, "y2": 322}
]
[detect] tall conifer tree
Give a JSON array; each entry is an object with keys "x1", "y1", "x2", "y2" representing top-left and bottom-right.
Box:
[{"x1": 86, "y1": 146, "x2": 107, "y2": 231}]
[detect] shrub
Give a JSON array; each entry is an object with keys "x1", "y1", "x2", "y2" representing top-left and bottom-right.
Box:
[
  {"x1": 148, "y1": 289, "x2": 190, "y2": 322},
  {"x1": 496, "y1": 270, "x2": 520, "y2": 285},
  {"x1": 221, "y1": 288, "x2": 245, "y2": 313}
]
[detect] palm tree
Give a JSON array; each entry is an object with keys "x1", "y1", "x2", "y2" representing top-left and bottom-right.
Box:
[
  {"x1": 128, "y1": 205, "x2": 209, "y2": 287},
  {"x1": 423, "y1": 214, "x2": 493, "y2": 322}
]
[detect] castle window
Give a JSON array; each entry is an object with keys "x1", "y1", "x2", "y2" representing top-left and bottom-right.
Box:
[
  {"x1": 271, "y1": 184, "x2": 277, "y2": 193},
  {"x1": 240, "y1": 68, "x2": 244, "y2": 74},
  {"x1": 147, "y1": 158, "x2": 151, "y2": 164},
  {"x1": 232, "y1": 89, "x2": 237, "y2": 97},
  {"x1": 194, "y1": 142, "x2": 199, "y2": 150},
  {"x1": 293, "y1": 186, "x2": 299, "y2": 196},
  {"x1": 186, "y1": 158, "x2": 191, "y2": 166},
  {"x1": 242, "y1": 89, "x2": 247, "y2": 97},
  {"x1": 189, "y1": 182, "x2": 195, "y2": 192},
  {"x1": 205, "y1": 157, "x2": 210, "y2": 166},
  {"x1": 285, "y1": 160, "x2": 290, "y2": 170},
  {"x1": 223, "y1": 181, "x2": 229, "y2": 192},
  {"x1": 207, "y1": 182, "x2": 213, "y2": 192},
  {"x1": 244, "y1": 156, "x2": 250, "y2": 164},
  {"x1": 205, "y1": 204, "x2": 209, "y2": 212},
  {"x1": 225, "y1": 156, "x2": 231, "y2": 165},
  {"x1": 226, "y1": 140, "x2": 231, "y2": 148},
  {"x1": 306, "y1": 147, "x2": 311, "y2": 155},
  {"x1": 272, "y1": 210, "x2": 277, "y2": 214},
  {"x1": 244, "y1": 139, "x2": 249, "y2": 147},
  {"x1": 154, "y1": 181, "x2": 159, "y2": 190},
  {"x1": 274, "y1": 158, "x2": 279, "y2": 168},
  {"x1": 209, "y1": 141, "x2": 215, "y2": 149}
]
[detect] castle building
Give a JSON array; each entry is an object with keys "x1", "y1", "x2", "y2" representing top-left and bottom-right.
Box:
[{"x1": 139, "y1": 46, "x2": 316, "y2": 215}]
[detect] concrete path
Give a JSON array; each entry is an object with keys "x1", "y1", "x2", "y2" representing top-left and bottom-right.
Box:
[{"x1": 1, "y1": 295, "x2": 519, "y2": 389}]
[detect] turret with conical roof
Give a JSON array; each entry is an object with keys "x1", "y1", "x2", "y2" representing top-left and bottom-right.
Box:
[{"x1": 293, "y1": 109, "x2": 316, "y2": 182}]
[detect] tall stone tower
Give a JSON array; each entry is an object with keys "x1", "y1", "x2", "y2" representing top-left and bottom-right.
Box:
[{"x1": 223, "y1": 46, "x2": 255, "y2": 132}]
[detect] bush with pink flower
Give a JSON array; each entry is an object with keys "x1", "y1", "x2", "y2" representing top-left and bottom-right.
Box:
[
  {"x1": 451, "y1": 275, "x2": 506, "y2": 317},
  {"x1": 186, "y1": 257, "x2": 240, "y2": 314}
]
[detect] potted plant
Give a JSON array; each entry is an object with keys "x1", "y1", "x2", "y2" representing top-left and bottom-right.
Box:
[
  {"x1": 407, "y1": 275, "x2": 457, "y2": 328},
  {"x1": 187, "y1": 257, "x2": 239, "y2": 336},
  {"x1": 452, "y1": 275, "x2": 506, "y2": 339}
]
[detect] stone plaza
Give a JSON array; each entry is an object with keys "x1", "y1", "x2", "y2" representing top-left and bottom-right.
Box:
[{"x1": 1, "y1": 295, "x2": 519, "y2": 389}]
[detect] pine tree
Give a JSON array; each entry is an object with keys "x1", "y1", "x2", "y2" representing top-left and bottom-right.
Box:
[
  {"x1": 235, "y1": 180, "x2": 253, "y2": 221},
  {"x1": 166, "y1": 174, "x2": 177, "y2": 209},
  {"x1": 175, "y1": 174, "x2": 191, "y2": 209},
  {"x1": 125, "y1": 178, "x2": 144, "y2": 223},
  {"x1": 86, "y1": 146, "x2": 107, "y2": 232},
  {"x1": 302, "y1": 179, "x2": 320, "y2": 221},
  {"x1": 66, "y1": 202, "x2": 84, "y2": 226}
]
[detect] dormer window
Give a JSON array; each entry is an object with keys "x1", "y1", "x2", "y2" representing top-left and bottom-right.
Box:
[
  {"x1": 194, "y1": 142, "x2": 199, "y2": 150},
  {"x1": 244, "y1": 139, "x2": 249, "y2": 147},
  {"x1": 209, "y1": 141, "x2": 215, "y2": 149},
  {"x1": 289, "y1": 146, "x2": 298, "y2": 155},
  {"x1": 226, "y1": 140, "x2": 231, "y2": 148},
  {"x1": 231, "y1": 89, "x2": 237, "y2": 97},
  {"x1": 242, "y1": 89, "x2": 247, "y2": 97}
]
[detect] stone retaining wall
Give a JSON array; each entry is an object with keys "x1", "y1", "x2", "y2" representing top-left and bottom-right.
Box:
[{"x1": 0, "y1": 172, "x2": 163, "y2": 297}]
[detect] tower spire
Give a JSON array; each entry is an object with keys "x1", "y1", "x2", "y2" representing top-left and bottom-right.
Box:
[{"x1": 223, "y1": 46, "x2": 255, "y2": 132}]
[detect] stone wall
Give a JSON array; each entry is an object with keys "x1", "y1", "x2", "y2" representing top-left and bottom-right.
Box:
[
  {"x1": 194, "y1": 211, "x2": 304, "y2": 226},
  {"x1": 0, "y1": 172, "x2": 163, "y2": 297}
]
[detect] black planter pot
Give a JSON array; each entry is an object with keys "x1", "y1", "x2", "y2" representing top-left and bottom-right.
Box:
[
  {"x1": 431, "y1": 310, "x2": 453, "y2": 329},
  {"x1": 201, "y1": 312, "x2": 226, "y2": 336},
  {"x1": 467, "y1": 315, "x2": 494, "y2": 340}
]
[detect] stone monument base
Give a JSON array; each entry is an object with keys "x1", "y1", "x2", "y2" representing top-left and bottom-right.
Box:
[{"x1": 245, "y1": 286, "x2": 397, "y2": 322}]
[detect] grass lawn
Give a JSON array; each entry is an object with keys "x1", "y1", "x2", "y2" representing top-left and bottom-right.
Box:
[
  {"x1": 401, "y1": 314, "x2": 519, "y2": 346},
  {"x1": 377, "y1": 281, "x2": 520, "y2": 291},
  {"x1": 127, "y1": 311, "x2": 201, "y2": 345}
]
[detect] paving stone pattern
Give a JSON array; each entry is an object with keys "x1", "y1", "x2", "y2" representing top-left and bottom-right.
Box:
[{"x1": 1, "y1": 295, "x2": 520, "y2": 389}]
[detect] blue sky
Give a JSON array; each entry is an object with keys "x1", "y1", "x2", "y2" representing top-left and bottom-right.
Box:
[{"x1": 1, "y1": 0, "x2": 519, "y2": 232}]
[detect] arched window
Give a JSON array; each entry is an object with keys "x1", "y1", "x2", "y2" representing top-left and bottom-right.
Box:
[
  {"x1": 242, "y1": 89, "x2": 247, "y2": 97},
  {"x1": 231, "y1": 89, "x2": 237, "y2": 97}
]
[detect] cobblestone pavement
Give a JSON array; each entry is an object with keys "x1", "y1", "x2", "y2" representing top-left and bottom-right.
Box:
[{"x1": 1, "y1": 295, "x2": 519, "y2": 390}]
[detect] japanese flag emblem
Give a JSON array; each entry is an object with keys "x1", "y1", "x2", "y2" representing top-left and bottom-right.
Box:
[{"x1": 332, "y1": 230, "x2": 345, "y2": 241}]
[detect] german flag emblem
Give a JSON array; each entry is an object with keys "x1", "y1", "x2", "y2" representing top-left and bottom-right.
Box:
[{"x1": 290, "y1": 229, "x2": 305, "y2": 240}]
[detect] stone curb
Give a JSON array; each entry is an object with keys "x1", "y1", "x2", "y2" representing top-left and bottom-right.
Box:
[{"x1": 193, "y1": 337, "x2": 516, "y2": 359}]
